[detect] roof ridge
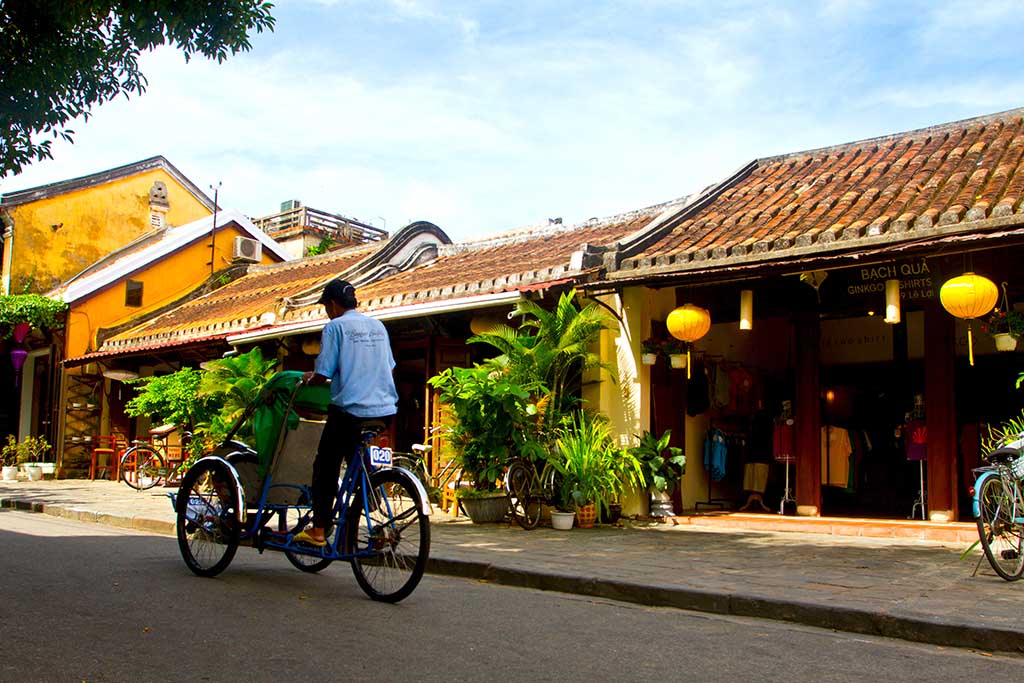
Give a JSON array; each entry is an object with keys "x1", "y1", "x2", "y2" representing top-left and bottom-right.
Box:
[
  {"x1": 448, "y1": 197, "x2": 688, "y2": 253},
  {"x1": 0, "y1": 155, "x2": 215, "y2": 210},
  {"x1": 758, "y1": 106, "x2": 1024, "y2": 166}
]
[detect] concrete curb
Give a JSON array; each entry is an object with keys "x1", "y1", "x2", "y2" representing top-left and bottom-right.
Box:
[
  {"x1": 423, "y1": 557, "x2": 1024, "y2": 653},
  {"x1": 5, "y1": 494, "x2": 1021, "y2": 653}
]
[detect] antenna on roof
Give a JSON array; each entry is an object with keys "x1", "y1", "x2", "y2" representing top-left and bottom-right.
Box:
[{"x1": 208, "y1": 181, "x2": 222, "y2": 276}]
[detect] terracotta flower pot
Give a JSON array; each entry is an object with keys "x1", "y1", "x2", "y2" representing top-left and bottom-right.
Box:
[{"x1": 576, "y1": 503, "x2": 598, "y2": 528}]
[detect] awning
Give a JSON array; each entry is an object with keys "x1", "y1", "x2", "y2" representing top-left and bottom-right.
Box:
[{"x1": 227, "y1": 289, "x2": 527, "y2": 345}]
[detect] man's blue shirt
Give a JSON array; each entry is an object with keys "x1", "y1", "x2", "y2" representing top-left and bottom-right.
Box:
[{"x1": 314, "y1": 310, "x2": 398, "y2": 417}]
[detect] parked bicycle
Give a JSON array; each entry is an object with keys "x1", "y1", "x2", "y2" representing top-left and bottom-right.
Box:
[
  {"x1": 504, "y1": 455, "x2": 561, "y2": 530},
  {"x1": 173, "y1": 371, "x2": 431, "y2": 602},
  {"x1": 120, "y1": 423, "x2": 187, "y2": 491},
  {"x1": 973, "y1": 434, "x2": 1024, "y2": 581}
]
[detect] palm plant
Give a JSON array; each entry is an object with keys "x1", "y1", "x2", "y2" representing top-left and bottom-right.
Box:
[
  {"x1": 469, "y1": 289, "x2": 613, "y2": 438},
  {"x1": 195, "y1": 347, "x2": 279, "y2": 449}
]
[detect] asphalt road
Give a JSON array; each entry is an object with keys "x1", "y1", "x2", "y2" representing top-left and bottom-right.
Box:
[{"x1": 2, "y1": 509, "x2": 1021, "y2": 682}]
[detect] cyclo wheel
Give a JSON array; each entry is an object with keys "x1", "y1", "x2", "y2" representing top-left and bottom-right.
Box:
[
  {"x1": 346, "y1": 469, "x2": 430, "y2": 602},
  {"x1": 120, "y1": 445, "x2": 166, "y2": 491},
  {"x1": 283, "y1": 491, "x2": 333, "y2": 573},
  {"x1": 175, "y1": 459, "x2": 241, "y2": 577},
  {"x1": 976, "y1": 474, "x2": 1024, "y2": 581},
  {"x1": 506, "y1": 460, "x2": 542, "y2": 530}
]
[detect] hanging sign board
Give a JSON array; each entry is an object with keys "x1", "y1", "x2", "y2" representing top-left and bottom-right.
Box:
[{"x1": 836, "y1": 260, "x2": 936, "y2": 306}]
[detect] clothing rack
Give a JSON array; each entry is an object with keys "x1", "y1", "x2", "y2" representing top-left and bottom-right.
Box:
[
  {"x1": 778, "y1": 461, "x2": 796, "y2": 514},
  {"x1": 696, "y1": 420, "x2": 745, "y2": 511}
]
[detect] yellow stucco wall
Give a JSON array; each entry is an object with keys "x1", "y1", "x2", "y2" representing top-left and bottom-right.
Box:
[
  {"x1": 585, "y1": 288, "x2": 652, "y2": 517},
  {"x1": 5, "y1": 168, "x2": 210, "y2": 293},
  {"x1": 66, "y1": 224, "x2": 277, "y2": 358}
]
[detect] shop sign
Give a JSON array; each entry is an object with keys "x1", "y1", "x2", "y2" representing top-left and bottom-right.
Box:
[
  {"x1": 842, "y1": 260, "x2": 935, "y2": 304},
  {"x1": 821, "y1": 317, "x2": 893, "y2": 364}
]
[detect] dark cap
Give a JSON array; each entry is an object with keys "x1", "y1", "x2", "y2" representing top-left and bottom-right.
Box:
[{"x1": 317, "y1": 279, "x2": 357, "y2": 307}]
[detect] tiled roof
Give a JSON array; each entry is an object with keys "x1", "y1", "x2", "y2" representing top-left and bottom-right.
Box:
[
  {"x1": 611, "y1": 107, "x2": 1024, "y2": 278},
  {"x1": 277, "y1": 200, "x2": 683, "y2": 324},
  {"x1": 92, "y1": 243, "x2": 375, "y2": 356},
  {"x1": 82, "y1": 199, "x2": 683, "y2": 358},
  {"x1": 49, "y1": 209, "x2": 293, "y2": 304}
]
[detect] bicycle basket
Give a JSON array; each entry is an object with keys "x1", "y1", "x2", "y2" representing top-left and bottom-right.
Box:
[{"x1": 1012, "y1": 455, "x2": 1024, "y2": 480}]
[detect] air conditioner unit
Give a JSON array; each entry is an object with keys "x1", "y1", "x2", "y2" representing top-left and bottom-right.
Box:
[
  {"x1": 232, "y1": 236, "x2": 262, "y2": 263},
  {"x1": 280, "y1": 199, "x2": 302, "y2": 212}
]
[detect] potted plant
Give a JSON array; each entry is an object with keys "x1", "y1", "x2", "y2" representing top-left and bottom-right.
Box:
[
  {"x1": 17, "y1": 435, "x2": 51, "y2": 481},
  {"x1": 630, "y1": 429, "x2": 686, "y2": 517},
  {"x1": 640, "y1": 338, "x2": 662, "y2": 365},
  {"x1": 663, "y1": 339, "x2": 688, "y2": 369},
  {"x1": 1, "y1": 435, "x2": 19, "y2": 480},
  {"x1": 455, "y1": 487, "x2": 510, "y2": 523},
  {"x1": 982, "y1": 307, "x2": 1024, "y2": 351},
  {"x1": 551, "y1": 411, "x2": 644, "y2": 528}
]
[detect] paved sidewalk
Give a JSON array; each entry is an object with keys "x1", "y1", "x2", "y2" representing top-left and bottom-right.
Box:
[{"x1": 2, "y1": 479, "x2": 1023, "y2": 653}]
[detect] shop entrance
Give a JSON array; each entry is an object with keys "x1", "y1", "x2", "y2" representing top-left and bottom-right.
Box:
[{"x1": 819, "y1": 362, "x2": 925, "y2": 519}]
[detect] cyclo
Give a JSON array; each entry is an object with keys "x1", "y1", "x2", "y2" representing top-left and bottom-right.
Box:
[{"x1": 171, "y1": 371, "x2": 431, "y2": 602}]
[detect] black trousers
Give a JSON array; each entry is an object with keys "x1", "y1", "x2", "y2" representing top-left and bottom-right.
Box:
[{"x1": 311, "y1": 406, "x2": 391, "y2": 529}]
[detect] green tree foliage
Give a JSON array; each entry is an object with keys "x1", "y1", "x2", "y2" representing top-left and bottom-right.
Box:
[
  {"x1": 428, "y1": 365, "x2": 542, "y2": 489},
  {"x1": 0, "y1": 1, "x2": 276, "y2": 176},
  {"x1": 125, "y1": 367, "x2": 214, "y2": 435},
  {"x1": 0, "y1": 293, "x2": 67, "y2": 338},
  {"x1": 124, "y1": 347, "x2": 277, "y2": 459}
]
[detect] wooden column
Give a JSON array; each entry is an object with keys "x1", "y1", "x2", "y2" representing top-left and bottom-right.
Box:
[
  {"x1": 924, "y1": 300, "x2": 958, "y2": 521},
  {"x1": 794, "y1": 312, "x2": 822, "y2": 515}
]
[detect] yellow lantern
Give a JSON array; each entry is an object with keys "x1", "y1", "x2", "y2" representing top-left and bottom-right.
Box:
[
  {"x1": 939, "y1": 272, "x2": 998, "y2": 366},
  {"x1": 667, "y1": 304, "x2": 711, "y2": 378}
]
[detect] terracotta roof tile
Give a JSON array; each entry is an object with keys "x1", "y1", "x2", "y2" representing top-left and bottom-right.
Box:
[
  {"x1": 282, "y1": 203, "x2": 677, "y2": 321},
  {"x1": 97, "y1": 244, "x2": 374, "y2": 352},
  {"x1": 616, "y1": 108, "x2": 1024, "y2": 275}
]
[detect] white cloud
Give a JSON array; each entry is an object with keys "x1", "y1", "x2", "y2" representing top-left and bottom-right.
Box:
[{"x1": 4, "y1": 1, "x2": 1023, "y2": 243}]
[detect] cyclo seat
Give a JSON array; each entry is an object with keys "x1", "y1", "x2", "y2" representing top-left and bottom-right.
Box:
[{"x1": 360, "y1": 419, "x2": 388, "y2": 438}]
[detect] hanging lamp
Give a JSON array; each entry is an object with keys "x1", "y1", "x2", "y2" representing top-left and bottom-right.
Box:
[
  {"x1": 739, "y1": 290, "x2": 753, "y2": 330},
  {"x1": 939, "y1": 272, "x2": 998, "y2": 366},
  {"x1": 666, "y1": 304, "x2": 711, "y2": 378},
  {"x1": 10, "y1": 348, "x2": 27, "y2": 386},
  {"x1": 12, "y1": 322, "x2": 31, "y2": 343},
  {"x1": 883, "y1": 279, "x2": 901, "y2": 324}
]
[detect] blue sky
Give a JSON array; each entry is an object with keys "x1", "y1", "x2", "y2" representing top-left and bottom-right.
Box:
[{"x1": 3, "y1": 0, "x2": 1022, "y2": 242}]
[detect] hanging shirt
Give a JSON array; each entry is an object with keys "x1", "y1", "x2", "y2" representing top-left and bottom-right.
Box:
[
  {"x1": 686, "y1": 359, "x2": 710, "y2": 416},
  {"x1": 820, "y1": 426, "x2": 852, "y2": 486},
  {"x1": 773, "y1": 419, "x2": 796, "y2": 463},
  {"x1": 704, "y1": 427, "x2": 728, "y2": 482},
  {"x1": 905, "y1": 419, "x2": 927, "y2": 461},
  {"x1": 727, "y1": 366, "x2": 755, "y2": 414}
]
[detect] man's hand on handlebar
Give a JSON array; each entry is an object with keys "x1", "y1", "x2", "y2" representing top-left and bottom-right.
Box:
[{"x1": 301, "y1": 371, "x2": 327, "y2": 386}]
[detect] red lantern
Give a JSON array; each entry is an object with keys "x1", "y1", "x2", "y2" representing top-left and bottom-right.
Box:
[{"x1": 12, "y1": 322, "x2": 31, "y2": 343}]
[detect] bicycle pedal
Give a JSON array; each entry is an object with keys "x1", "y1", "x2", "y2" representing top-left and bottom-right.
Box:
[{"x1": 1001, "y1": 549, "x2": 1020, "y2": 560}]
